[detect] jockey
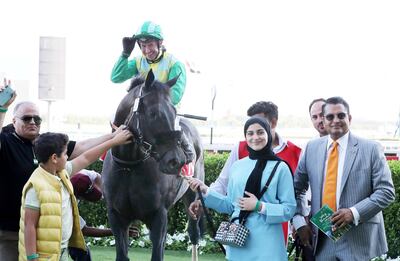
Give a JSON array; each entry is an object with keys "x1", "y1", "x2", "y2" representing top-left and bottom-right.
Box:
[{"x1": 111, "y1": 21, "x2": 194, "y2": 164}]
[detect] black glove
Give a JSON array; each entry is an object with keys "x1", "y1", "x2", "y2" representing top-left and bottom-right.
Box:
[{"x1": 122, "y1": 36, "x2": 136, "y2": 58}]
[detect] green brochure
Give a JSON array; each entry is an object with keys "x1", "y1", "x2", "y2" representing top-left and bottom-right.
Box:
[{"x1": 310, "y1": 205, "x2": 352, "y2": 242}]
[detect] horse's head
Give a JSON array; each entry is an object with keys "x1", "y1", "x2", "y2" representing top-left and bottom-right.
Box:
[{"x1": 113, "y1": 70, "x2": 185, "y2": 174}]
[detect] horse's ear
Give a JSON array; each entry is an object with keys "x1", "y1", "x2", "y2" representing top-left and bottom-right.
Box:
[
  {"x1": 165, "y1": 73, "x2": 181, "y2": 88},
  {"x1": 144, "y1": 69, "x2": 155, "y2": 90}
]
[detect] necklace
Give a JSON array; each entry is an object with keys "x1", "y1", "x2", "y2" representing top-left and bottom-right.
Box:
[{"x1": 32, "y1": 147, "x2": 38, "y2": 166}]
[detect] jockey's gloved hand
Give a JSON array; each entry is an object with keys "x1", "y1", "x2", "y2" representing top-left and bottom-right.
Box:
[{"x1": 122, "y1": 36, "x2": 136, "y2": 58}]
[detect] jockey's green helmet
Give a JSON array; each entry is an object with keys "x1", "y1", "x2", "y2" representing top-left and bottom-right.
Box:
[{"x1": 135, "y1": 21, "x2": 164, "y2": 42}]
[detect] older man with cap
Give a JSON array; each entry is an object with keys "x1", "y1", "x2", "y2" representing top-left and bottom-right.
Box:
[
  {"x1": 71, "y1": 169, "x2": 102, "y2": 202},
  {"x1": 69, "y1": 169, "x2": 139, "y2": 261}
]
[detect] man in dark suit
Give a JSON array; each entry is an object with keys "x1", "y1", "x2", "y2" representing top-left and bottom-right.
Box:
[{"x1": 293, "y1": 96, "x2": 395, "y2": 260}]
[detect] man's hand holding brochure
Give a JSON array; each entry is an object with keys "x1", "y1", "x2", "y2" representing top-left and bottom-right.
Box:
[{"x1": 310, "y1": 205, "x2": 353, "y2": 242}]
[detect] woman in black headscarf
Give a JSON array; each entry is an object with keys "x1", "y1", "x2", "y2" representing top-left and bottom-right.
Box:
[{"x1": 188, "y1": 116, "x2": 296, "y2": 261}]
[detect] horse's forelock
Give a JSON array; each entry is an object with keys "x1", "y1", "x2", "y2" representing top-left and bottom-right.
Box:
[{"x1": 127, "y1": 77, "x2": 145, "y2": 93}]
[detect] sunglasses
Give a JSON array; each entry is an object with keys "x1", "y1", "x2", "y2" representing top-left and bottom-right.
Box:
[
  {"x1": 324, "y1": 112, "x2": 347, "y2": 121},
  {"x1": 18, "y1": 115, "x2": 42, "y2": 125}
]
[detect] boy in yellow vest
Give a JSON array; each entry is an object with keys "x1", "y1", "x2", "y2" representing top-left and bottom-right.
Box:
[{"x1": 18, "y1": 127, "x2": 132, "y2": 261}]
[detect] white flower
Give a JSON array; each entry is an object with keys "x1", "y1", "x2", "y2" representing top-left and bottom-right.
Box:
[
  {"x1": 198, "y1": 239, "x2": 206, "y2": 247},
  {"x1": 170, "y1": 232, "x2": 186, "y2": 242},
  {"x1": 166, "y1": 234, "x2": 173, "y2": 245},
  {"x1": 109, "y1": 239, "x2": 115, "y2": 246},
  {"x1": 142, "y1": 226, "x2": 149, "y2": 234},
  {"x1": 138, "y1": 241, "x2": 145, "y2": 247}
]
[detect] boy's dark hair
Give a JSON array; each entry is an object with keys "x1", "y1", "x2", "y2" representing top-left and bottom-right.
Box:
[
  {"x1": 308, "y1": 98, "x2": 326, "y2": 113},
  {"x1": 34, "y1": 132, "x2": 69, "y2": 163},
  {"x1": 322, "y1": 96, "x2": 350, "y2": 115},
  {"x1": 247, "y1": 101, "x2": 278, "y2": 123}
]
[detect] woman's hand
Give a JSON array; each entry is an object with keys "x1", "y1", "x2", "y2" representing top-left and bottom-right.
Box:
[
  {"x1": 187, "y1": 178, "x2": 208, "y2": 194},
  {"x1": 238, "y1": 191, "x2": 259, "y2": 211}
]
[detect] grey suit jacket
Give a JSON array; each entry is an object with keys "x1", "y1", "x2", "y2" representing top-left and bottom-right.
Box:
[{"x1": 294, "y1": 132, "x2": 395, "y2": 259}]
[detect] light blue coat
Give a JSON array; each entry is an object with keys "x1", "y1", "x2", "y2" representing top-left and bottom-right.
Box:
[{"x1": 205, "y1": 158, "x2": 296, "y2": 261}]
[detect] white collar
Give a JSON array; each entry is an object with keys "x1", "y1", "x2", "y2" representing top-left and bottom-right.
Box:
[
  {"x1": 273, "y1": 132, "x2": 288, "y2": 154},
  {"x1": 327, "y1": 131, "x2": 349, "y2": 151}
]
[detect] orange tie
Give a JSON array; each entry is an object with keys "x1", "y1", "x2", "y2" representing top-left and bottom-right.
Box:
[{"x1": 322, "y1": 141, "x2": 338, "y2": 211}]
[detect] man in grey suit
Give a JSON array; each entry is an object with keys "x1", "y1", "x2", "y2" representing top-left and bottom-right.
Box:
[{"x1": 293, "y1": 96, "x2": 395, "y2": 261}]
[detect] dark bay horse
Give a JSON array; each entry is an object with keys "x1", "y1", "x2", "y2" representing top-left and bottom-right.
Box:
[{"x1": 102, "y1": 70, "x2": 204, "y2": 261}]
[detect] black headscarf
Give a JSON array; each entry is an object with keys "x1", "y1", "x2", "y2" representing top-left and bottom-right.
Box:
[{"x1": 239, "y1": 116, "x2": 281, "y2": 223}]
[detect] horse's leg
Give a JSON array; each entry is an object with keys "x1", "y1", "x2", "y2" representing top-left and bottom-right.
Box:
[
  {"x1": 147, "y1": 208, "x2": 168, "y2": 261},
  {"x1": 108, "y1": 208, "x2": 131, "y2": 261}
]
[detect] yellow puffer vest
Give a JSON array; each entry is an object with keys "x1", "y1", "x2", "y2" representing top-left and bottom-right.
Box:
[{"x1": 18, "y1": 166, "x2": 86, "y2": 261}]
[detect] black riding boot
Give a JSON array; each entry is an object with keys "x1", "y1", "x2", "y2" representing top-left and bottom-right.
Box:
[{"x1": 181, "y1": 132, "x2": 195, "y2": 164}]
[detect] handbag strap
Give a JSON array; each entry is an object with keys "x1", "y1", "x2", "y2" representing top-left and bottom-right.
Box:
[
  {"x1": 197, "y1": 188, "x2": 226, "y2": 255},
  {"x1": 259, "y1": 161, "x2": 281, "y2": 199},
  {"x1": 239, "y1": 161, "x2": 281, "y2": 224}
]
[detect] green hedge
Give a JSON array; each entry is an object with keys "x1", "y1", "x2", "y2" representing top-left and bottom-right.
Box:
[
  {"x1": 80, "y1": 155, "x2": 400, "y2": 257},
  {"x1": 384, "y1": 160, "x2": 400, "y2": 258}
]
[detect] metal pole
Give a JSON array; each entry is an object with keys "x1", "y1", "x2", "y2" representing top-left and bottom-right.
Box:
[
  {"x1": 394, "y1": 107, "x2": 400, "y2": 138},
  {"x1": 210, "y1": 85, "x2": 216, "y2": 144},
  {"x1": 47, "y1": 100, "x2": 52, "y2": 131}
]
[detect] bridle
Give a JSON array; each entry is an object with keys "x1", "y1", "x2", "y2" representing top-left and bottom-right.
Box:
[
  {"x1": 111, "y1": 85, "x2": 180, "y2": 167},
  {"x1": 111, "y1": 86, "x2": 154, "y2": 166}
]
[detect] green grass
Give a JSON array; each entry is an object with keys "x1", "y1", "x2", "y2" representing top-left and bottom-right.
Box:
[{"x1": 88, "y1": 246, "x2": 226, "y2": 261}]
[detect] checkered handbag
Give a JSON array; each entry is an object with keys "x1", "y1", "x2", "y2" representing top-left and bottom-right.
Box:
[{"x1": 215, "y1": 218, "x2": 250, "y2": 247}]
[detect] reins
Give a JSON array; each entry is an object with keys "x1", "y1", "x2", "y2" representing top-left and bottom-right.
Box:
[
  {"x1": 112, "y1": 86, "x2": 157, "y2": 167},
  {"x1": 111, "y1": 82, "x2": 182, "y2": 169}
]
